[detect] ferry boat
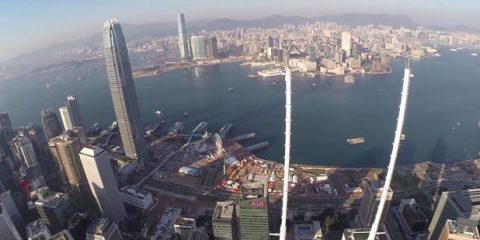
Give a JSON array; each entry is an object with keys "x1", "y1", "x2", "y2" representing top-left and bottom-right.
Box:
[
  {"x1": 450, "y1": 48, "x2": 458, "y2": 52},
  {"x1": 183, "y1": 112, "x2": 189, "y2": 117},
  {"x1": 272, "y1": 82, "x2": 277, "y2": 86},
  {"x1": 257, "y1": 68, "x2": 285, "y2": 78},
  {"x1": 227, "y1": 88, "x2": 235, "y2": 92},
  {"x1": 471, "y1": 53, "x2": 478, "y2": 56},
  {"x1": 347, "y1": 137, "x2": 365, "y2": 145},
  {"x1": 401, "y1": 134, "x2": 406, "y2": 141}
]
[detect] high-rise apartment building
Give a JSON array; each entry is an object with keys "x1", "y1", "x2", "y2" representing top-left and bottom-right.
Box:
[
  {"x1": 177, "y1": 13, "x2": 190, "y2": 60},
  {"x1": 428, "y1": 189, "x2": 480, "y2": 240},
  {"x1": 86, "y1": 218, "x2": 123, "y2": 240},
  {"x1": 59, "y1": 106, "x2": 74, "y2": 131},
  {"x1": 190, "y1": 36, "x2": 208, "y2": 60},
  {"x1": 237, "y1": 183, "x2": 270, "y2": 240},
  {"x1": 79, "y1": 146, "x2": 126, "y2": 224},
  {"x1": 48, "y1": 128, "x2": 90, "y2": 207},
  {"x1": 66, "y1": 95, "x2": 83, "y2": 128},
  {"x1": 41, "y1": 109, "x2": 63, "y2": 140},
  {"x1": 103, "y1": 19, "x2": 148, "y2": 166},
  {"x1": 341, "y1": 31, "x2": 352, "y2": 57},
  {"x1": 355, "y1": 180, "x2": 393, "y2": 228}
]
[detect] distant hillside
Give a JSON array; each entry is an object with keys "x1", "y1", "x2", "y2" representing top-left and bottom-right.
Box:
[{"x1": 5, "y1": 13, "x2": 417, "y2": 71}]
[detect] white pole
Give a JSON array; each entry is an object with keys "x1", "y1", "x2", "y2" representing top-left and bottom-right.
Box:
[
  {"x1": 279, "y1": 67, "x2": 292, "y2": 240},
  {"x1": 368, "y1": 60, "x2": 411, "y2": 240}
]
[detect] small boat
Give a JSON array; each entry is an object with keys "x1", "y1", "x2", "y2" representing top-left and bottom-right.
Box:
[
  {"x1": 227, "y1": 88, "x2": 235, "y2": 92},
  {"x1": 450, "y1": 48, "x2": 458, "y2": 52},
  {"x1": 347, "y1": 137, "x2": 365, "y2": 145},
  {"x1": 313, "y1": 83, "x2": 317, "y2": 87},
  {"x1": 471, "y1": 53, "x2": 478, "y2": 56},
  {"x1": 248, "y1": 74, "x2": 260, "y2": 79},
  {"x1": 183, "y1": 112, "x2": 189, "y2": 117},
  {"x1": 400, "y1": 134, "x2": 406, "y2": 141},
  {"x1": 272, "y1": 82, "x2": 277, "y2": 86}
]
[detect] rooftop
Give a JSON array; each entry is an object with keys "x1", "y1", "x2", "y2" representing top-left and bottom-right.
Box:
[
  {"x1": 174, "y1": 217, "x2": 196, "y2": 227},
  {"x1": 120, "y1": 186, "x2": 151, "y2": 200},
  {"x1": 446, "y1": 218, "x2": 480, "y2": 239},
  {"x1": 343, "y1": 228, "x2": 390, "y2": 240},
  {"x1": 241, "y1": 182, "x2": 266, "y2": 200},
  {"x1": 26, "y1": 219, "x2": 50, "y2": 238},
  {"x1": 35, "y1": 187, "x2": 68, "y2": 209},
  {"x1": 87, "y1": 218, "x2": 115, "y2": 236},
  {"x1": 213, "y1": 201, "x2": 235, "y2": 220}
]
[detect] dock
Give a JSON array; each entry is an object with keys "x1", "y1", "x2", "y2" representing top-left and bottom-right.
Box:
[
  {"x1": 219, "y1": 123, "x2": 233, "y2": 139},
  {"x1": 245, "y1": 141, "x2": 270, "y2": 151},
  {"x1": 192, "y1": 122, "x2": 208, "y2": 134},
  {"x1": 233, "y1": 133, "x2": 256, "y2": 142}
]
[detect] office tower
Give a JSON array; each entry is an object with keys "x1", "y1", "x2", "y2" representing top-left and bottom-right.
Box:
[
  {"x1": 212, "y1": 201, "x2": 238, "y2": 240},
  {"x1": 26, "y1": 219, "x2": 52, "y2": 240},
  {"x1": 283, "y1": 50, "x2": 291, "y2": 66},
  {"x1": 11, "y1": 134, "x2": 39, "y2": 167},
  {"x1": 177, "y1": 13, "x2": 190, "y2": 60},
  {"x1": 341, "y1": 31, "x2": 352, "y2": 57},
  {"x1": 352, "y1": 44, "x2": 358, "y2": 58},
  {"x1": 66, "y1": 96, "x2": 83, "y2": 128},
  {"x1": 119, "y1": 186, "x2": 154, "y2": 211},
  {"x1": 385, "y1": 199, "x2": 428, "y2": 240},
  {"x1": 237, "y1": 183, "x2": 270, "y2": 240},
  {"x1": 307, "y1": 46, "x2": 316, "y2": 62},
  {"x1": 0, "y1": 153, "x2": 19, "y2": 193},
  {"x1": 0, "y1": 191, "x2": 24, "y2": 227},
  {"x1": 41, "y1": 109, "x2": 63, "y2": 139},
  {"x1": 206, "y1": 36, "x2": 218, "y2": 59},
  {"x1": 48, "y1": 128, "x2": 90, "y2": 207},
  {"x1": 190, "y1": 36, "x2": 208, "y2": 60},
  {"x1": 354, "y1": 180, "x2": 393, "y2": 228},
  {"x1": 86, "y1": 218, "x2": 123, "y2": 240},
  {"x1": 0, "y1": 203, "x2": 23, "y2": 240},
  {"x1": 103, "y1": 19, "x2": 148, "y2": 166},
  {"x1": 79, "y1": 146, "x2": 126, "y2": 223},
  {"x1": 174, "y1": 217, "x2": 196, "y2": 240},
  {"x1": 34, "y1": 187, "x2": 75, "y2": 234},
  {"x1": 59, "y1": 106, "x2": 74, "y2": 131},
  {"x1": 439, "y1": 218, "x2": 480, "y2": 240},
  {"x1": 428, "y1": 189, "x2": 480, "y2": 240}
]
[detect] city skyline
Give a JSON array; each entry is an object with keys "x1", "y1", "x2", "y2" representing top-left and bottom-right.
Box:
[{"x1": 1, "y1": 0, "x2": 480, "y2": 62}]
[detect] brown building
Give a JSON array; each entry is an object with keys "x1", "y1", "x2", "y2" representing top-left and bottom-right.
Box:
[{"x1": 439, "y1": 218, "x2": 480, "y2": 240}]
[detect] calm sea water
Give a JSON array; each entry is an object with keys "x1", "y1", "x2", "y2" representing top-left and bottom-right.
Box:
[{"x1": 2, "y1": 48, "x2": 480, "y2": 167}]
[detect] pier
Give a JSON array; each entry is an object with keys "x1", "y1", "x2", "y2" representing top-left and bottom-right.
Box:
[
  {"x1": 233, "y1": 132, "x2": 256, "y2": 142},
  {"x1": 245, "y1": 141, "x2": 270, "y2": 151}
]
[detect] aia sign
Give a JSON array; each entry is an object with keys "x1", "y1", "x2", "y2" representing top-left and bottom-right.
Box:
[{"x1": 248, "y1": 200, "x2": 266, "y2": 209}]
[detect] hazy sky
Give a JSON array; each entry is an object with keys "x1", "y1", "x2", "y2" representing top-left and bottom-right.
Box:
[{"x1": 1, "y1": 0, "x2": 479, "y2": 62}]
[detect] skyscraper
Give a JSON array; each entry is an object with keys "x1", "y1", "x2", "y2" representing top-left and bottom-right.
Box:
[
  {"x1": 0, "y1": 203, "x2": 22, "y2": 240},
  {"x1": 0, "y1": 113, "x2": 14, "y2": 155},
  {"x1": 190, "y1": 36, "x2": 208, "y2": 60},
  {"x1": 206, "y1": 36, "x2": 218, "y2": 59},
  {"x1": 66, "y1": 96, "x2": 83, "y2": 128},
  {"x1": 212, "y1": 201, "x2": 238, "y2": 240},
  {"x1": 237, "y1": 183, "x2": 270, "y2": 240},
  {"x1": 0, "y1": 153, "x2": 19, "y2": 193},
  {"x1": 354, "y1": 180, "x2": 393, "y2": 228},
  {"x1": 48, "y1": 128, "x2": 91, "y2": 207},
  {"x1": 103, "y1": 19, "x2": 148, "y2": 166},
  {"x1": 59, "y1": 106, "x2": 74, "y2": 131},
  {"x1": 11, "y1": 134, "x2": 38, "y2": 167},
  {"x1": 79, "y1": 146, "x2": 126, "y2": 224},
  {"x1": 341, "y1": 31, "x2": 352, "y2": 57},
  {"x1": 86, "y1": 218, "x2": 123, "y2": 240},
  {"x1": 34, "y1": 187, "x2": 75, "y2": 234},
  {"x1": 41, "y1": 109, "x2": 63, "y2": 140},
  {"x1": 428, "y1": 188, "x2": 480, "y2": 240},
  {"x1": 177, "y1": 13, "x2": 190, "y2": 60}
]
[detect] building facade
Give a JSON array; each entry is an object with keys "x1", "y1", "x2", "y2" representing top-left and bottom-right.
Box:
[
  {"x1": 103, "y1": 19, "x2": 148, "y2": 166},
  {"x1": 212, "y1": 201, "x2": 237, "y2": 240},
  {"x1": 59, "y1": 106, "x2": 74, "y2": 131},
  {"x1": 237, "y1": 183, "x2": 270, "y2": 240},
  {"x1": 355, "y1": 180, "x2": 393, "y2": 228},
  {"x1": 190, "y1": 36, "x2": 208, "y2": 60},
  {"x1": 66, "y1": 95, "x2": 83, "y2": 128},
  {"x1": 0, "y1": 203, "x2": 22, "y2": 240}
]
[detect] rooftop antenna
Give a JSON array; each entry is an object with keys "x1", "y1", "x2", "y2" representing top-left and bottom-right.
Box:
[{"x1": 368, "y1": 59, "x2": 412, "y2": 240}]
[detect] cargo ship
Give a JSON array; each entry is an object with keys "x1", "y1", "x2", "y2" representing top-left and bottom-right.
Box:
[{"x1": 347, "y1": 137, "x2": 365, "y2": 145}]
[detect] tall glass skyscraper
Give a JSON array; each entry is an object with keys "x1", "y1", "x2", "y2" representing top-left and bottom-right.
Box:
[
  {"x1": 177, "y1": 13, "x2": 190, "y2": 60},
  {"x1": 66, "y1": 95, "x2": 83, "y2": 128},
  {"x1": 41, "y1": 109, "x2": 63, "y2": 140},
  {"x1": 103, "y1": 19, "x2": 148, "y2": 166}
]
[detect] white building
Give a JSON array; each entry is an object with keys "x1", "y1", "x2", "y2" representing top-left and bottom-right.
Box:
[
  {"x1": 79, "y1": 146, "x2": 126, "y2": 224},
  {"x1": 119, "y1": 186, "x2": 154, "y2": 211},
  {"x1": 12, "y1": 135, "x2": 38, "y2": 167},
  {"x1": 59, "y1": 106, "x2": 73, "y2": 131},
  {"x1": 0, "y1": 203, "x2": 22, "y2": 240}
]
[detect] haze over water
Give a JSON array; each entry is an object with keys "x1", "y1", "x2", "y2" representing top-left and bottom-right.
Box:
[{"x1": 1, "y1": 47, "x2": 480, "y2": 167}]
